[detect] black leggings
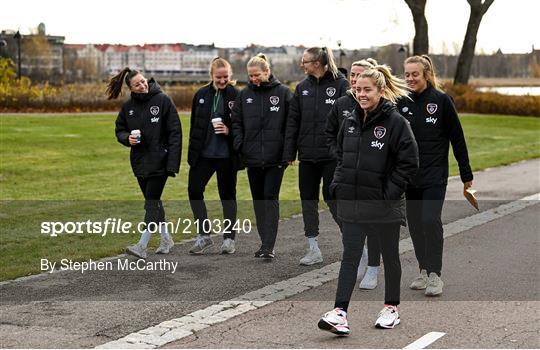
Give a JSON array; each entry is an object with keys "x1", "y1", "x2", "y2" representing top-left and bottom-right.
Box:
[
  {"x1": 299, "y1": 160, "x2": 341, "y2": 236},
  {"x1": 366, "y1": 235, "x2": 381, "y2": 267},
  {"x1": 137, "y1": 175, "x2": 168, "y2": 229},
  {"x1": 406, "y1": 185, "x2": 446, "y2": 276},
  {"x1": 335, "y1": 222, "x2": 401, "y2": 312},
  {"x1": 188, "y1": 157, "x2": 237, "y2": 239},
  {"x1": 247, "y1": 166, "x2": 286, "y2": 251}
]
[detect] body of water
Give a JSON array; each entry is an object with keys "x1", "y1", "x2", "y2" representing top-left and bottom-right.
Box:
[{"x1": 477, "y1": 86, "x2": 540, "y2": 96}]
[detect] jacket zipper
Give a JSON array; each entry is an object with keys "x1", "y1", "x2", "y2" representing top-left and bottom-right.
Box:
[{"x1": 261, "y1": 91, "x2": 265, "y2": 166}]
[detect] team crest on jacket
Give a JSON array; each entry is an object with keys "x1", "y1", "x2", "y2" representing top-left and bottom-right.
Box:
[
  {"x1": 374, "y1": 126, "x2": 386, "y2": 139},
  {"x1": 199, "y1": 98, "x2": 205, "y2": 104},
  {"x1": 150, "y1": 106, "x2": 160, "y2": 116},
  {"x1": 402, "y1": 106, "x2": 409, "y2": 113},
  {"x1": 228, "y1": 101, "x2": 234, "y2": 109},
  {"x1": 326, "y1": 87, "x2": 336, "y2": 97},
  {"x1": 270, "y1": 96, "x2": 279, "y2": 105},
  {"x1": 302, "y1": 90, "x2": 309, "y2": 96},
  {"x1": 426, "y1": 103, "x2": 438, "y2": 115}
]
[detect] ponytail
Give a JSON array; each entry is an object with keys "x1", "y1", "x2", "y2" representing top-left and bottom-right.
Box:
[
  {"x1": 359, "y1": 65, "x2": 410, "y2": 104},
  {"x1": 351, "y1": 57, "x2": 378, "y2": 70},
  {"x1": 305, "y1": 46, "x2": 339, "y2": 79},
  {"x1": 247, "y1": 53, "x2": 271, "y2": 72},
  {"x1": 405, "y1": 55, "x2": 442, "y2": 91},
  {"x1": 106, "y1": 67, "x2": 140, "y2": 100}
]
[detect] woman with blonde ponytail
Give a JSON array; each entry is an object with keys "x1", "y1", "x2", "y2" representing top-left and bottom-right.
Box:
[
  {"x1": 318, "y1": 65, "x2": 418, "y2": 334},
  {"x1": 326, "y1": 58, "x2": 384, "y2": 290},
  {"x1": 283, "y1": 46, "x2": 350, "y2": 266},
  {"x1": 110, "y1": 68, "x2": 182, "y2": 259},
  {"x1": 231, "y1": 53, "x2": 293, "y2": 259},
  {"x1": 400, "y1": 55, "x2": 473, "y2": 297}
]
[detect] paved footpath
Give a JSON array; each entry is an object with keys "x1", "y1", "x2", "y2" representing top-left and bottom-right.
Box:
[{"x1": 0, "y1": 159, "x2": 539, "y2": 348}]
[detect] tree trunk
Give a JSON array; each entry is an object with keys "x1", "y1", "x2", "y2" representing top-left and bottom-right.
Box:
[
  {"x1": 454, "y1": 0, "x2": 495, "y2": 85},
  {"x1": 404, "y1": 0, "x2": 429, "y2": 55}
]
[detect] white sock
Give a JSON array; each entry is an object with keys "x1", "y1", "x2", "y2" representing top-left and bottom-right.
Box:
[
  {"x1": 366, "y1": 265, "x2": 379, "y2": 275},
  {"x1": 159, "y1": 223, "x2": 171, "y2": 241},
  {"x1": 138, "y1": 229, "x2": 152, "y2": 248},
  {"x1": 308, "y1": 237, "x2": 319, "y2": 250}
]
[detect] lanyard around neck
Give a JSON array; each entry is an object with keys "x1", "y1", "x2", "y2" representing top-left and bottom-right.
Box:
[{"x1": 212, "y1": 90, "x2": 221, "y2": 114}]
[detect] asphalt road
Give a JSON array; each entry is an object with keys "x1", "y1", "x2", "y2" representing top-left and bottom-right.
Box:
[{"x1": 0, "y1": 159, "x2": 538, "y2": 348}]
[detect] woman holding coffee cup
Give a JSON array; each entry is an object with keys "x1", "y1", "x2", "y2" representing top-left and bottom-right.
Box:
[
  {"x1": 108, "y1": 67, "x2": 182, "y2": 259},
  {"x1": 187, "y1": 57, "x2": 240, "y2": 255}
]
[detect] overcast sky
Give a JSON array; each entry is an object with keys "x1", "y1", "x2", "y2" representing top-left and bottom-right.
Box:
[{"x1": 1, "y1": 0, "x2": 537, "y2": 54}]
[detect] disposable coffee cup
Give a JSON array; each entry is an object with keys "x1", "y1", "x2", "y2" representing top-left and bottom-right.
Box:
[
  {"x1": 211, "y1": 118, "x2": 223, "y2": 134},
  {"x1": 131, "y1": 129, "x2": 141, "y2": 143}
]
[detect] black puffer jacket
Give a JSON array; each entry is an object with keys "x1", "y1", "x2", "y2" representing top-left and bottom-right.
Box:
[
  {"x1": 188, "y1": 83, "x2": 239, "y2": 166},
  {"x1": 283, "y1": 70, "x2": 349, "y2": 162},
  {"x1": 397, "y1": 84, "x2": 473, "y2": 188},
  {"x1": 326, "y1": 90, "x2": 358, "y2": 159},
  {"x1": 331, "y1": 99, "x2": 418, "y2": 224},
  {"x1": 231, "y1": 75, "x2": 293, "y2": 167},
  {"x1": 115, "y1": 79, "x2": 182, "y2": 178}
]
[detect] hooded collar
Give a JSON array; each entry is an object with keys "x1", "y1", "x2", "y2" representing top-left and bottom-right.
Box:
[
  {"x1": 411, "y1": 82, "x2": 433, "y2": 101},
  {"x1": 307, "y1": 70, "x2": 345, "y2": 84},
  {"x1": 348, "y1": 98, "x2": 395, "y2": 128},
  {"x1": 131, "y1": 78, "x2": 162, "y2": 102},
  {"x1": 248, "y1": 74, "x2": 281, "y2": 91}
]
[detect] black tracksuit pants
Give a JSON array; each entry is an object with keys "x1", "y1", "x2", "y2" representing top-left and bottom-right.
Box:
[
  {"x1": 137, "y1": 175, "x2": 168, "y2": 229},
  {"x1": 406, "y1": 185, "x2": 447, "y2": 276},
  {"x1": 335, "y1": 222, "x2": 401, "y2": 312},
  {"x1": 299, "y1": 160, "x2": 341, "y2": 237},
  {"x1": 247, "y1": 166, "x2": 286, "y2": 251},
  {"x1": 188, "y1": 157, "x2": 237, "y2": 239}
]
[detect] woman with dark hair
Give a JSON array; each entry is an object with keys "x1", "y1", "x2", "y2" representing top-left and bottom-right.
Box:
[
  {"x1": 283, "y1": 46, "x2": 349, "y2": 266},
  {"x1": 187, "y1": 57, "x2": 240, "y2": 255},
  {"x1": 400, "y1": 55, "x2": 474, "y2": 296},
  {"x1": 231, "y1": 53, "x2": 293, "y2": 259},
  {"x1": 108, "y1": 68, "x2": 182, "y2": 259}
]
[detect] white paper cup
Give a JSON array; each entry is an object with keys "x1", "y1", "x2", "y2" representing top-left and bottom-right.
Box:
[
  {"x1": 130, "y1": 129, "x2": 141, "y2": 143},
  {"x1": 211, "y1": 118, "x2": 223, "y2": 134}
]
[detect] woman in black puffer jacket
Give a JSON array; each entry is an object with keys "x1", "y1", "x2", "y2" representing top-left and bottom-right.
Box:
[
  {"x1": 187, "y1": 57, "x2": 240, "y2": 255},
  {"x1": 283, "y1": 47, "x2": 349, "y2": 266},
  {"x1": 318, "y1": 65, "x2": 418, "y2": 335},
  {"x1": 231, "y1": 53, "x2": 293, "y2": 259},
  {"x1": 109, "y1": 67, "x2": 182, "y2": 260}
]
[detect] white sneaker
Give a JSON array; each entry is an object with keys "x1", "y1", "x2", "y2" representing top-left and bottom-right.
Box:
[
  {"x1": 220, "y1": 238, "x2": 236, "y2": 254},
  {"x1": 126, "y1": 243, "x2": 147, "y2": 259},
  {"x1": 409, "y1": 269, "x2": 428, "y2": 290},
  {"x1": 375, "y1": 305, "x2": 400, "y2": 329},
  {"x1": 425, "y1": 272, "x2": 444, "y2": 296},
  {"x1": 318, "y1": 308, "x2": 350, "y2": 336},
  {"x1": 359, "y1": 266, "x2": 378, "y2": 289},
  {"x1": 189, "y1": 236, "x2": 214, "y2": 254},
  {"x1": 357, "y1": 246, "x2": 368, "y2": 279},
  {"x1": 299, "y1": 248, "x2": 323, "y2": 265},
  {"x1": 155, "y1": 237, "x2": 174, "y2": 254}
]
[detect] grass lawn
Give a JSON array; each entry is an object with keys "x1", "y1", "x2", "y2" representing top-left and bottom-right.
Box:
[{"x1": 0, "y1": 113, "x2": 539, "y2": 280}]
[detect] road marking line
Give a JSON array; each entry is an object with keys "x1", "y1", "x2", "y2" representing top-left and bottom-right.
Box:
[
  {"x1": 403, "y1": 332, "x2": 446, "y2": 349},
  {"x1": 95, "y1": 193, "x2": 539, "y2": 349}
]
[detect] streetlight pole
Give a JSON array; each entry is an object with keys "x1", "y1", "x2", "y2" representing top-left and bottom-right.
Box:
[{"x1": 13, "y1": 31, "x2": 21, "y2": 80}]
